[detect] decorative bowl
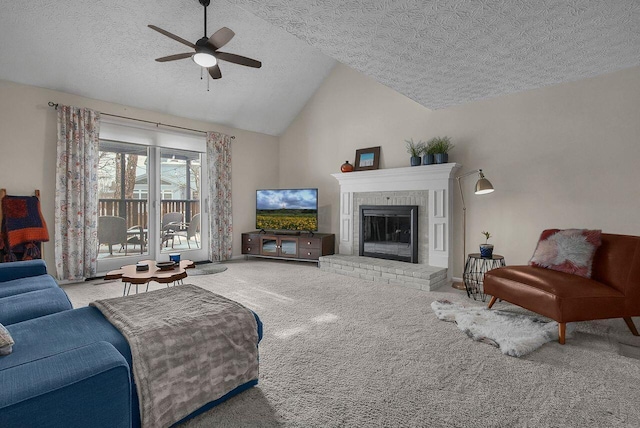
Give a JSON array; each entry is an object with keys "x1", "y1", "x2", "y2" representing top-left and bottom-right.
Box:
[
  {"x1": 156, "y1": 261, "x2": 176, "y2": 271},
  {"x1": 135, "y1": 263, "x2": 149, "y2": 272}
]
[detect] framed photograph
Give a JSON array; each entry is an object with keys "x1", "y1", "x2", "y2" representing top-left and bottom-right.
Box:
[{"x1": 354, "y1": 146, "x2": 381, "y2": 171}]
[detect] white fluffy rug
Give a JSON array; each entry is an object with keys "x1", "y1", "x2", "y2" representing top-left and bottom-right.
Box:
[{"x1": 431, "y1": 299, "x2": 573, "y2": 357}]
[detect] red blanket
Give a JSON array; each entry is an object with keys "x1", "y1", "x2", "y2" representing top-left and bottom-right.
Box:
[{"x1": 1, "y1": 195, "x2": 49, "y2": 248}]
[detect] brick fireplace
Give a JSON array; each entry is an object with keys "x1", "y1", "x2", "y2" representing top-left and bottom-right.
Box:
[{"x1": 322, "y1": 163, "x2": 460, "y2": 289}]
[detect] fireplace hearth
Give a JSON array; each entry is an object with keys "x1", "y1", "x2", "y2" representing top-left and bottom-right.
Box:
[{"x1": 359, "y1": 205, "x2": 418, "y2": 263}]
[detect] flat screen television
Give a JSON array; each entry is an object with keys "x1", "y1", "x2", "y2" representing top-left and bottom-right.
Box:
[{"x1": 256, "y1": 188, "x2": 318, "y2": 232}]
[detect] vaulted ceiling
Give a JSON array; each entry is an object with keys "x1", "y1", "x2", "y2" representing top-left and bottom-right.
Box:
[
  {"x1": 0, "y1": 0, "x2": 336, "y2": 136},
  {"x1": 1, "y1": 1, "x2": 638, "y2": 136},
  {"x1": 228, "y1": 0, "x2": 640, "y2": 109}
]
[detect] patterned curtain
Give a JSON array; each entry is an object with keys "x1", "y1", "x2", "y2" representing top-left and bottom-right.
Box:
[
  {"x1": 54, "y1": 105, "x2": 100, "y2": 280},
  {"x1": 206, "y1": 132, "x2": 233, "y2": 261}
]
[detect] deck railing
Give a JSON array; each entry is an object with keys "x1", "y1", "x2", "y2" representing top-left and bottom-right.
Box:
[{"x1": 98, "y1": 199, "x2": 200, "y2": 229}]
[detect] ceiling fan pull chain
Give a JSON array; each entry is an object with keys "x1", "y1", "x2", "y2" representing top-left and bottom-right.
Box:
[
  {"x1": 200, "y1": 67, "x2": 203, "y2": 80},
  {"x1": 207, "y1": 71, "x2": 210, "y2": 92}
]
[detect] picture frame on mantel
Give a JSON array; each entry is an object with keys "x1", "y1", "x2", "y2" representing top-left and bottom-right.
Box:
[{"x1": 354, "y1": 146, "x2": 381, "y2": 171}]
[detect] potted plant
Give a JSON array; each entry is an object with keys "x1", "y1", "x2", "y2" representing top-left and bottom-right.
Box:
[
  {"x1": 428, "y1": 136, "x2": 454, "y2": 164},
  {"x1": 405, "y1": 139, "x2": 425, "y2": 166},
  {"x1": 423, "y1": 141, "x2": 436, "y2": 165},
  {"x1": 480, "y1": 231, "x2": 494, "y2": 258}
]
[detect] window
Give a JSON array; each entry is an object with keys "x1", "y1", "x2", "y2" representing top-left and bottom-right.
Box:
[
  {"x1": 133, "y1": 189, "x2": 148, "y2": 200},
  {"x1": 159, "y1": 149, "x2": 202, "y2": 253}
]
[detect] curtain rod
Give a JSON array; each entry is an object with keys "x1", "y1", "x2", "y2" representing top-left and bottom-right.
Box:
[{"x1": 47, "y1": 102, "x2": 235, "y2": 139}]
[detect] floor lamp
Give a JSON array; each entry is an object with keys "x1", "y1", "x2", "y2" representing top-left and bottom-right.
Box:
[{"x1": 452, "y1": 169, "x2": 495, "y2": 290}]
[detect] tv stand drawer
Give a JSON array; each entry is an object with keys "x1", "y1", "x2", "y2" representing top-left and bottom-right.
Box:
[
  {"x1": 299, "y1": 248, "x2": 321, "y2": 260},
  {"x1": 300, "y1": 238, "x2": 321, "y2": 249},
  {"x1": 242, "y1": 234, "x2": 261, "y2": 255}
]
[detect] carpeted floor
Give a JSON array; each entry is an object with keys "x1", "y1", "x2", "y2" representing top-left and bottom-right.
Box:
[{"x1": 62, "y1": 260, "x2": 640, "y2": 427}]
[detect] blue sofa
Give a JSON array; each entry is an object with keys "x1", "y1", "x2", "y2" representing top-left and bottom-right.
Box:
[
  {"x1": 0, "y1": 261, "x2": 263, "y2": 428},
  {"x1": 0, "y1": 259, "x2": 72, "y2": 325}
]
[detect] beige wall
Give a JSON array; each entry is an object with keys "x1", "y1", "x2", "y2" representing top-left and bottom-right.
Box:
[
  {"x1": 278, "y1": 65, "x2": 435, "y2": 233},
  {"x1": 0, "y1": 80, "x2": 279, "y2": 269},
  {"x1": 3, "y1": 63, "x2": 639, "y2": 277},
  {"x1": 279, "y1": 63, "x2": 640, "y2": 278}
]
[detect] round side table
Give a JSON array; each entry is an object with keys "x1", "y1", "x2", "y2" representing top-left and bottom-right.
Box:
[{"x1": 463, "y1": 253, "x2": 506, "y2": 302}]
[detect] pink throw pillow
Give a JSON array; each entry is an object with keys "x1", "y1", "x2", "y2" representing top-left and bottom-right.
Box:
[{"x1": 529, "y1": 229, "x2": 602, "y2": 278}]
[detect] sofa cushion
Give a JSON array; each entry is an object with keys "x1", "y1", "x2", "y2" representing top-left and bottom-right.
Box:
[
  {"x1": 0, "y1": 288, "x2": 73, "y2": 326},
  {"x1": 0, "y1": 259, "x2": 48, "y2": 283},
  {"x1": 484, "y1": 266, "x2": 625, "y2": 322},
  {"x1": 0, "y1": 323, "x2": 13, "y2": 356},
  {"x1": 529, "y1": 229, "x2": 601, "y2": 278},
  {"x1": 1, "y1": 306, "x2": 131, "y2": 371},
  {"x1": 0, "y1": 274, "x2": 59, "y2": 299}
]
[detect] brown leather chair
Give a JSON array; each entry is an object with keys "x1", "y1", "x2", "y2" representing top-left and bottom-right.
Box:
[{"x1": 484, "y1": 233, "x2": 640, "y2": 344}]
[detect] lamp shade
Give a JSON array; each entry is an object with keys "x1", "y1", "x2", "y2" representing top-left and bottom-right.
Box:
[
  {"x1": 475, "y1": 178, "x2": 494, "y2": 194},
  {"x1": 474, "y1": 169, "x2": 494, "y2": 195}
]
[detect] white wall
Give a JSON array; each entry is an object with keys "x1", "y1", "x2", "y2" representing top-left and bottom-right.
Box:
[
  {"x1": 279, "y1": 63, "x2": 640, "y2": 278},
  {"x1": 0, "y1": 80, "x2": 279, "y2": 269}
]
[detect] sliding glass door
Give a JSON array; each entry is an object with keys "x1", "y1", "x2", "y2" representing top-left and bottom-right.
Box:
[{"x1": 96, "y1": 137, "x2": 207, "y2": 274}]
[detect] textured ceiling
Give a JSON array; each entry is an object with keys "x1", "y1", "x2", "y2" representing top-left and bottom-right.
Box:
[
  {"x1": 0, "y1": 0, "x2": 336, "y2": 136},
  {"x1": 227, "y1": 0, "x2": 640, "y2": 109},
  {"x1": 1, "y1": 1, "x2": 638, "y2": 136}
]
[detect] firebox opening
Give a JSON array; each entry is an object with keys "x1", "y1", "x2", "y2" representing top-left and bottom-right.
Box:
[{"x1": 359, "y1": 205, "x2": 419, "y2": 263}]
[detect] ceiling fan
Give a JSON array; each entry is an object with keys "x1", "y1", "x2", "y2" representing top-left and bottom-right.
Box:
[{"x1": 148, "y1": 0, "x2": 262, "y2": 81}]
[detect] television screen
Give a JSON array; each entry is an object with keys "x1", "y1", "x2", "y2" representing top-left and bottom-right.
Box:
[{"x1": 256, "y1": 188, "x2": 318, "y2": 231}]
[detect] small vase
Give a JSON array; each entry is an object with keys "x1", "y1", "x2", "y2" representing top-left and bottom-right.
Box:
[
  {"x1": 410, "y1": 156, "x2": 421, "y2": 166},
  {"x1": 341, "y1": 160, "x2": 354, "y2": 173},
  {"x1": 434, "y1": 153, "x2": 448, "y2": 164},
  {"x1": 480, "y1": 244, "x2": 494, "y2": 258},
  {"x1": 422, "y1": 154, "x2": 434, "y2": 165}
]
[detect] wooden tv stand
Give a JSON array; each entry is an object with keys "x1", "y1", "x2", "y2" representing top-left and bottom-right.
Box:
[{"x1": 242, "y1": 231, "x2": 335, "y2": 262}]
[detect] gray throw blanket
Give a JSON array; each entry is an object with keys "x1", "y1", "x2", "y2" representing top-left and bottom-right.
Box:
[{"x1": 91, "y1": 284, "x2": 259, "y2": 428}]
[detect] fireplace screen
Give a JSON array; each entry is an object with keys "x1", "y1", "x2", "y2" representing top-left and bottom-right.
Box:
[{"x1": 359, "y1": 205, "x2": 418, "y2": 263}]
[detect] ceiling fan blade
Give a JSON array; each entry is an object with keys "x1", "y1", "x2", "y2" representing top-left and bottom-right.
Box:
[
  {"x1": 209, "y1": 64, "x2": 222, "y2": 79},
  {"x1": 215, "y1": 52, "x2": 262, "y2": 68},
  {"x1": 148, "y1": 25, "x2": 195, "y2": 49},
  {"x1": 208, "y1": 27, "x2": 235, "y2": 50},
  {"x1": 155, "y1": 53, "x2": 193, "y2": 62}
]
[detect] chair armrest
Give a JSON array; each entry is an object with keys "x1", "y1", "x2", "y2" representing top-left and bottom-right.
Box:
[
  {"x1": 126, "y1": 225, "x2": 145, "y2": 242},
  {"x1": 0, "y1": 260, "x2": 47, "y2": 283},
  {"x1": 0, "y1": 341, "x2": 132, "y2": 428},
  {"x1": 163, "y1": 221, "x2": 183, "y2": 231}
]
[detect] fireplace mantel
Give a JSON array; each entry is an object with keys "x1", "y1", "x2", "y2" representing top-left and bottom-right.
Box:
[{"x1": 332, "y1": 163, "x2": 461, "y2": 271}]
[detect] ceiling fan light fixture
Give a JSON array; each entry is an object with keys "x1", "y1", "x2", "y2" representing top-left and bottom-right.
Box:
[
  {"x1": 148, "y1": 0, "x2": 260, "y2": 79},
  {"x1": 193, "y1": 52, "x2": 217, "y2": 68}
]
